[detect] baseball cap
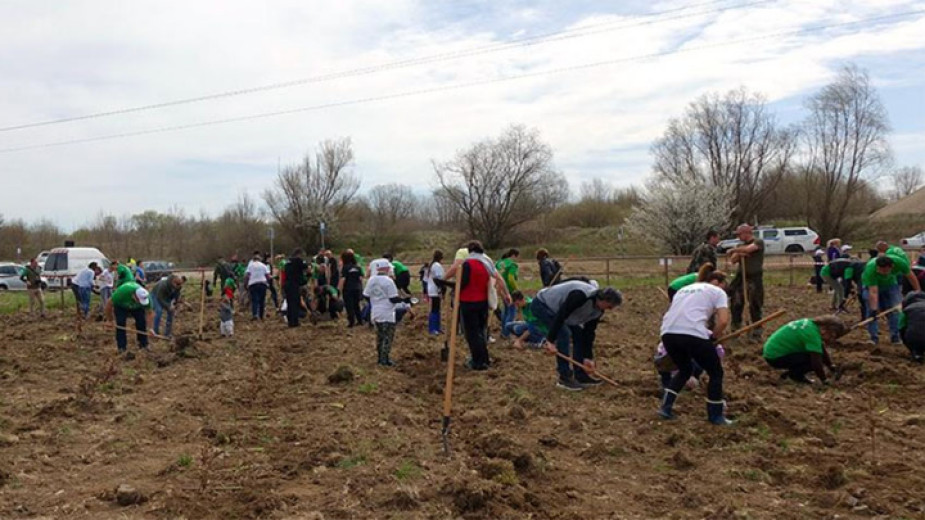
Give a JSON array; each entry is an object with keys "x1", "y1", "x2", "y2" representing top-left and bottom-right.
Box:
[
  {"x1": 455, "y1": 248, "x2": 469, "y2": 261},
  {"x1": 841, "y1": 245, "x2": 853, "y2": 252},
  {"x1": 135, "y1": 287, "x2": 150, "y2": 305},
  {"x1": 370, "y1": 258, "x2": 392, "y2": 273}
]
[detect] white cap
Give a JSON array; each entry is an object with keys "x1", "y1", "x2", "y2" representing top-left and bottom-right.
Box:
[
  {"x1": 455, "y1": 248, "x2": 469, "y2": 261},
  {"x1": 135, "y1": 287, "x2": 150, "y2": 305},
  {"x1": 370, "y1": 258, "x2": 391, "y2": 273},
  {"x1": 841, "y1": 245, "x2": 853, "y2": 252}
]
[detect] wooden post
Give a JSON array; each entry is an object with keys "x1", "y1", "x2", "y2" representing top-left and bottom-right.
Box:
[
  {"x1": 605, "y1": 258, "x2": 611, "y2": 285},
  {"x1": 663, "y1": 258, "x2": 669, "y2": 289},
  {"x1": 789, "y1": 254, "x2": 794, "y2": 286},
  {"x1": 60, "y1": 276, "x2": 66, "y2": 313},
  {"x1": 197, "y1": 270, "x2": 206, "y2": 339}
]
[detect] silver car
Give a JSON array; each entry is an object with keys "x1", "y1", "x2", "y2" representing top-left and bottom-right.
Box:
[{"x1": 0, "y1": 262, "x2": 48, "y2": 291}]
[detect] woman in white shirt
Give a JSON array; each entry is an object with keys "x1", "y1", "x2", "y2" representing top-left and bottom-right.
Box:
[
  {"x1": 244, "y1": 255, "x2": 271, "y2": 320},
  {"x1": 658, "y1": 270, "x2": 732, "y2": 426},
  {"x1": 425, "y1": 250, "x2": 445, "y2": 335}
]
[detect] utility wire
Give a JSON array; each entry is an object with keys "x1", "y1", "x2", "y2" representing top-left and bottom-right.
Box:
[
  {"x1": 0, "y1": 0, "x2": 771, "y2": 133},
  {"x1": 1, "y1": 10, "x2": 921, "y2": 154}
]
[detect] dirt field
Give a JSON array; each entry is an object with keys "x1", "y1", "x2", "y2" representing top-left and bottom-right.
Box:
[{"x1": 2, "y1": 284, "x2": 925, "y2": 519}]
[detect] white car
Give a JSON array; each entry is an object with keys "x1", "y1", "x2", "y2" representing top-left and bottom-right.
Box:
[
  {"x1": 717, "y1": 227, "x2": 820, "y2": 254},
  {"x1": 902, "y1": 233, "x2": 925, "y2": 248},
  {"x1": 0, "y1": 263, "x2": 48, "y2": 291}
]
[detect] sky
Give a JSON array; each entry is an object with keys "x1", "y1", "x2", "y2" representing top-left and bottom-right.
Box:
[{"x1": 1, "y1": 0, "x2": 924, "y2": 229}]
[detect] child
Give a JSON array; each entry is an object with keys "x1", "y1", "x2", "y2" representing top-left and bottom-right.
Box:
[
  {"x1": 502, "y1": 291, "x2": 545, "y2": 349},
  {"x1": 223, "y1": 276, "x2": 237, "y2": 303},
  {"x1": 900, "y1": 291, "x2": 925, "y2": 364},
  {"x1": 219, "y1": 295, "x2": 234, "y2": 337},
  {"x1": 363, "y1": 262, "x2": 412, "y2": 366}
]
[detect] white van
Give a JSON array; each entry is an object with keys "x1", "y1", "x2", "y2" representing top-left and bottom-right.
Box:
[{"x1": 43, "y1": 247, "x2": 110, "y2": 289}]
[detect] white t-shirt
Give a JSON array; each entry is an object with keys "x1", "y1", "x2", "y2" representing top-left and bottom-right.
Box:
[
  {"x1": 73, "y1": 267, "x2": 96, "y2": 288},
  {"x1": 245, "y1": 261, "x2": 270, "y2": 286},
  {"x1": 426, "y1": 262, "x2": 444, "y2": 297},
  {"x1": 363, "y1": 274, "x2": 404, "y2": 323},
  {"x1": 98, "y1": 270, "x2": 114, "y2": 288},
  {"x1": 660, "y1": 282, "x2": 728, "y2": 339}
]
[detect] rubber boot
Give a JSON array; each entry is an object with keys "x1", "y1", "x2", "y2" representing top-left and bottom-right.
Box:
[
  {"x1": 707, "y1": 400, "x2": 733, "y2": 426},
  {"x1": 658, "y1": 389, "x2": 679, "y2": 420}
]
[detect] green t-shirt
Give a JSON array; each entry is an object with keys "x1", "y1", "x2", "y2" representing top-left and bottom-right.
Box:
[
  {"x1": 223, "y1": 277, "x2": 237, "y2": 292},
  {"x1": 522, "y1": 297, "x2": 547, "y2": 333},
  {"x1": 669, "y1": 273, "x2": 698, "y2": 291},
  {"x1": 115, "y1": 264, "x2": 134, "y2": 287},
  {"x1": 861, "y1": 253, "x2": 910, "y2": 287},
  {"x1": 820, "y1": 264, "x2": 830, "y2": 278},
  {"x1": 762, "y1": 319, "x2": 823, "y2": 360},
  {"x1": 496, "y1": 258, "x2": 519, "y2": 292},
  {"x1": 111, "y1": 282, "x2": 152, "y2": 310},
  {"x1": 392, "y1": 261, "x2": 408, "y2": 275}
]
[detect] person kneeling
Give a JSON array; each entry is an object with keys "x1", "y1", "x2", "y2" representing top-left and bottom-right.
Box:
[{"x1": 762, "y1": 316, "x2": 847, "y2": 385}]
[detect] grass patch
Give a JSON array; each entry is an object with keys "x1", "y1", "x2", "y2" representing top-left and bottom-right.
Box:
[
  {"x1": 177, "y1": 453, "x2": 194, "y2": 468},
  {"x1": 394, "y1": 460, "x2": 422, "y2": 480},
  {"x1": 337, "y1": 455, "x2": 367, "y2": 469},
  {"x1": 358, "y1": 382, "x2": 378, "y2": 395}
]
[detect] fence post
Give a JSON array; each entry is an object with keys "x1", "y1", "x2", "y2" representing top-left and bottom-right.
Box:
[
  {"x1": 789, "y1": 255, "x2": 794, "y2": 286},
  {"x1": 606, "y1": 258, "x2": 611, "y2": 285},
  {"x1": 60, "y1": 277, "x2": 66, "y2": 313},
  {"x1": 663, "y1": 258, "x2": 670, "y2": 288}
]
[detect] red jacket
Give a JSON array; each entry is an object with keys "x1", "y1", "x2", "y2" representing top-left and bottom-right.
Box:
[{"x1": 459, "y1": 258, "x2": 490, "y2": 303}]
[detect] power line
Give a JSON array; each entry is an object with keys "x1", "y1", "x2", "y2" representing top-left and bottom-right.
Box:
[
  {"x1": 1, "y1": 10, "x2": 921, "y2": 154},
  {"x1": 0, "y1": 0, "x2": 772, "y2": 133}
]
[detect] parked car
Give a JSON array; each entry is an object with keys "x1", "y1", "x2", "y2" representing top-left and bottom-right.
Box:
[
  {"x1": 42, "y1": 247, "x2": 110, "y2": 289},
  {"x1": 142, "y1": 260, "x2": 175, "y2": 283},
  {"x1": 901, "y1": 232, "x2": 925, "y2": 248},
  {"x1": 717, "y1": 227, "x2": 820, "y2": 254},
  {"x1": 0, "y1": 263, "x2": 48, "y2": 291}
]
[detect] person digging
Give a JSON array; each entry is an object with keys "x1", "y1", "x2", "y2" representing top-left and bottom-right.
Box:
[
  {"x1": 104, "y1": 281, "x2": 154, "y2": 359},
  {"x1": 533, "y1": 280, "x2": 623, "y2": 390},
  {"x1": 762, "y1": 316, "x2": 847, "y2": 385},
  {"x1": 657, "y1": 269, "x2": 733, "y2": 425}
]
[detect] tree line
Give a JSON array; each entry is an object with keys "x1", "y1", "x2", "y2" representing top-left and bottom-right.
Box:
[{"x1": 0, "y1": 64, "x2": 920, "y2": 263}]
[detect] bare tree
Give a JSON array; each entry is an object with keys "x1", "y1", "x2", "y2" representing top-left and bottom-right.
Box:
[
  {"x1": 802, "y1": 65, "x2": 892, "y2": 238},
  {"x1": 433, "y1": 125, "x2": 568, "y2": 248},
  {"x1": 889, "y1": 166, "x2": 923, "y2": 202},
  {"x1": 368, "y1": 184, "x2": 416, "y2": 229},
  {"x1": 652, "y1": 87, "x2": 796, "y2": 225},
  {"x1": 264, "y1": 138, "x2": 360, "y2": 248},
  {"x1": 627, "y1": 177, "x2": 734, "y2": 254}
]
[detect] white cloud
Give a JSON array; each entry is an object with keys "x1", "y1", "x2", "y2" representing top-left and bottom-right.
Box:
[{"x1": 0, "y1": 0, "x2": 923, "y2": 228}]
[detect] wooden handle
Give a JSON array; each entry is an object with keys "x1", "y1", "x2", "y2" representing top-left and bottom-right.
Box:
[
  {"x1": 714, "y1": 309, "x2": 786, "y2": 344},
  {"x1": 441, "y1": 273, "x2": 464, "y2": 420},
  {"x1": 554, "y1": 352, "x2": 619, "y2": 387},
  {"x1": 549, "y1": 260, "x2": 568, "y2": 286},
  {"x1": 107, "y1": 323, "x2": 170, "y2": 340},
  {"x1": 851, "y1": 304, "x2": 902, "y2": 330}
]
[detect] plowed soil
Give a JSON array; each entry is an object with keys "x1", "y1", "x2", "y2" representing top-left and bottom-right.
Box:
[{"x1": 2, "y1": 285, "x2": 925, "y2": 519}]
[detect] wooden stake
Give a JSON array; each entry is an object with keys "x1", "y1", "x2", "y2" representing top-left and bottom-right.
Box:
[
  {"x1": 714, "y1": 309, "x2": 786, "y2": 344},
  {"x1": 850, "y1": 304, "x2": 902, "y2": 330},
  {"x1": 197, "y1": 270, "x2": 206, "y2": 339},
  {"x1": 741, "y1": 256, "x2": 751, "y2": 326},
  {"x1": 441, "y1": 273, "x2": 463, "y2": 456},
  {"x1": 657, "y1": 286, "x2": 670, "y2": 301}
]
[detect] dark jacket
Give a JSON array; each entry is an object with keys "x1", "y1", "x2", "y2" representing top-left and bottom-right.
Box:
[
  {"x1": 539, "y1": 258, "x2": 561, "y2": 287},
  {"x1": 901, "y1": 291, "x2": 925, "y2": 344}
]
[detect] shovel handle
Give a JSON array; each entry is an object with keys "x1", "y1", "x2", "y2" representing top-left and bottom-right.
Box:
[{"x1": 554, "y1": 352, "x2": 619, "y2": 387}]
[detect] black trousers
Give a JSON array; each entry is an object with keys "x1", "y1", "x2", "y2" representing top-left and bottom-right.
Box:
[
  {"x1": 396, "y1": 271, "x2": 411, "y2": 294},
  {"x1": 343, "y1": 288, "x2": 362, "y2": 326},
  {"x1": 662, "y1": 333, "x2": 724, "y2": 401},
  {"x1": 460, "y1": 300, "x2": 490, "y2": 369},
  {"x1": 268, "y1": 278, "x2": 279, "y2": 308},
  {"x1": 767, "y1": 353, "x2": 813, "y2": 378},
  {"x1": 284, "y1": 286, "x2": 301, "y2": 327}
]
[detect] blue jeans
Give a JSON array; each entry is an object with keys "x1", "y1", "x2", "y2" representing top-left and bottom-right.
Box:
[
  {"x1": 863, "y1": 284, "x2": 901, "y2": 343},
  {"x1": 500, "y1": 304, "x2": 517, "y2": 338},
  {"x1": 114, "y1": 306, "x2": 148, "y2": 352},
  {"x1": 503, "y1": 321, "x2": 544, "y2": 344},
  {"x1": 76, "y1": 285, "x2": 92, "y2": 317},
  {"x1": 531, "y1": 299, "x2": 593, "y2": 381},
  {"x1": 249, "y1": 283, "x2": 268, "y2": 318},
  {"x1": 152, "y1": 298, "x2": 174, "y2": 337}
]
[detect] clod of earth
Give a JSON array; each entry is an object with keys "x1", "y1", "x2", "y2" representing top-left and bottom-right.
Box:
[
  {"x1": 114, "y1": 484, "x2": 146, "y2": 506},
  {"x1": 327, "y1": 365, "x2": 355, "y2": 384}
]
